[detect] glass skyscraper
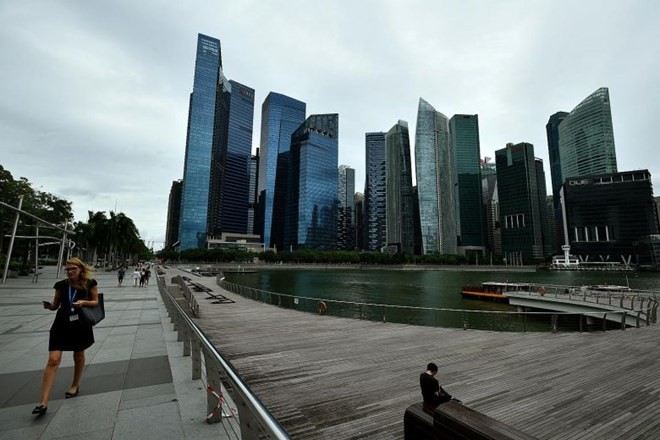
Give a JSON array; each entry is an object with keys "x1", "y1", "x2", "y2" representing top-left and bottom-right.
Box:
[
  {"x1": 257, "y1": 92, "x2": 306, "y2": 249},
  {"x1": 450, "y1": 114, "x2": 484, "y2": 251},
  {"x1": 495, "y1": 142, "x2": 550, "y2": 261},
  {"x1": 364, "y1": 132, "x2": 387, "y2": 251},
  {"x1": 558, "y1": 87, "x2": 617, "y2": 180},
  {"x1": 414, "y1": 99, "x2": 456, "y2": 255},
  {"x1": 386, "y1": 120, "x2": 415, "y2": 254},
  {"x1": 208, "y1": 78, "x2": 255, "y2": 237},
  {"x1": 165, "y1": 180, "x2": 182, "y2": 248},
  {"x1": 282, "y1": 114, "x2": 339, "y2": 250},
  {"x1": 179, "y1": 34, "x2": 222, "y2": 250},
  {"x1": 337, "y1": 165, "x2": 356, "y2": 250},
  {"x1": 546, "y1": 111, "x2": 569, "y2": 252}
]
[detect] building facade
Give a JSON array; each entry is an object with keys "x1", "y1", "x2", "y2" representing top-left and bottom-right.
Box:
[
  {"x1": 386, "y1": 120, "x2": 416, "y2": 254},
  {"x1": 364, "y1": 132, "x2": 387, "y2": 251},
  {"x1": 562, "y1": 170, "x2": 658, "y2": 264},
  {"x1": 179, "y1": 34, "x2": 223, "y2": 250},
  {"x1": 257, "y1": 92, "x2": 306, "y2": 249},
  {"x1": 414, "y1": 98, "x2": 456, "y2": 255},
  {"x1": 450, "y1": 114, "x2": 484, "y2": 254},
  {"x1": 495, "y1": 142, "x2": 550, "y2": 262},
  {"x1": 558, "y1": 87, "x2": 617, "y2": 180},
  {"x1": 282, "y1": 114, "x2": 339, "y2": 250},
  {"x1": 208, "y1": 79, "x2": 255, "y2": 238},
  {"x1": 546, "y1": 111, "x2": 569, "y2": 253},
  {"x1": 165, "y1": 180, "x2": 183, "y2": 248},
  {"x1": 337, "y1": 165, "x2": 356, "y2": 250}
]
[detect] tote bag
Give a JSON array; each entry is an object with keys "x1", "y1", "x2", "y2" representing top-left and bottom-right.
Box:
[{"x1": 79, "y1": 293, "x2": 105, "y2": 326}]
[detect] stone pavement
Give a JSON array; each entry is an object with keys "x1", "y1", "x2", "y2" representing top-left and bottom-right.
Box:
[{"x1": 0, "y1": 266, "x2": 234, "y2": 440}]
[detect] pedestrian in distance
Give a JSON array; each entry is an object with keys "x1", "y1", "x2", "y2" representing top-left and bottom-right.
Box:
[
  {"x1": 139, "y1": 268, "x2": 146, "y2": 287},
  {"x1": 117, "y1": 266, "x2": 126, "y2": 287},
  {"x1": 131, "y1": 268, "x2": 140, "y2": 287},
  {"x1": 419, "y1": 362, "x2": 461, "y2": 411},
  {"x1": 32, "y1": 257, "x2": 99, "y2": 416}
]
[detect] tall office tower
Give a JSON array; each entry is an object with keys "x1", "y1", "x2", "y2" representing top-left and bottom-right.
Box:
[
  {"x1": 355, "y1": 192, "x2": 365, "y2": 251},
  {"x1": 257, "y1": 92, "x2": 306, "y2": 248},
  {"x1": 385, "y1": 120, "x2": 416, "y2": 254},
  {"x1": 450, "y1": 114, "x2": 484, "y2": 253},
  {"x1": 546, "y1": 111, "x2": 569, "y2": 253},
  {"x1": 281, "y1": 114, "x2": 339, "y2": 250},
  {"x1": 179, "y1": 34, "x2": 222, "y2": 250},
  {"x1": 247, "y1": 150, "x2": 259, "y2": 235},
  {"x1": 337, "y1": 165, "x2": 356, "y2": 249},
  {"x1": 165, "y1": 180, "x2": 183, "y2": 248},
  {"x1": 414, "y1": 99, "x2": 456, "y2": 255},
  {"x1": 480, "y1": 158, "x2": 499, "y2": 255},
  {"x1": 495, "y1": 143, "x2": 549, "y2": 262},
  {"x1": 208, "y1": 78, "x2": 255, "y2": 237},
  {"x1": 364, "y1": 132, "x2": 387, "y2": 251},
  {"x1": 559, "y1": 87, "x2": 617, "y2": 180}
]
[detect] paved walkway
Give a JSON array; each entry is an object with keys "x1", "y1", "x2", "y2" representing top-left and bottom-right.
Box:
[{"x1": 0, "y1": 266, "x2": 230, "y2": 440}]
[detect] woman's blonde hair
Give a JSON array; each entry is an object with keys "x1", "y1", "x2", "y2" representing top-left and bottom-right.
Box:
[{"x1": 66, "y1": 257, "x2": 93, "y2": 288}]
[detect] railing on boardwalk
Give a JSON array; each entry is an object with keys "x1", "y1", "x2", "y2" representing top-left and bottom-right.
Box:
[
  {"x1": 218, "y1": 278, "x2": 657, "y2": 333},
  {"x1": 156, "y1": 274, "x2": 291, "y2": 440}
]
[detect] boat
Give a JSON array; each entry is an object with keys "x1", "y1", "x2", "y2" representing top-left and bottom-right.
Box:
[
  {"x1": 549, "y1": 245, "x2": 580, "y2": 270},
  {"x1": 461, "y1": 282, "x2": 534, "y2": 303}
]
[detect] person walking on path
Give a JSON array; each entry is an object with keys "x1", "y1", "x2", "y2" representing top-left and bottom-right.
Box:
[
  {"x1": 32, "y1": 257, "x2": 99, "y2": 416},
  {"x1": 117, "y1": 267, "x2": 126, "y2": 287},
  {"x1": 131, "y1": 268, "x2": 140, "y2": 287}
]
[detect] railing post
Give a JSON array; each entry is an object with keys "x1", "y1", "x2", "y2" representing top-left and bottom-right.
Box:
[
  {"x1": 182, "y1": 323, "x2": 191, "y2": 356},
  {"x1": 191, "y1": 339, "x2": 202, "y2": 380},
  {"x1": 578, "y1": 314, "x2": 583, "y2": 333},
  {"x1": 620, "y1": 312, "x2": 626, "y2": 330},
  {"x1": 602, "y1": 314, "x2": 607, "y2": 332},
  {"x1": 203, "y1": 348, "x2": 225, "y2": 424},
  {"x1": 551, "y1": 314, "x2": 557, "y2": 333},
  {"x1": 382, "y1": 305, "x2": 386, "y2": 323},
  {"x1": 636, "y1": 312, "x2": 641, "y2": 328}
]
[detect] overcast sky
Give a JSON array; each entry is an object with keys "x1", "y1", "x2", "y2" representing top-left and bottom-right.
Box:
[{"x1": 2, "y1": 1, "x2": 659, "y2": 250}]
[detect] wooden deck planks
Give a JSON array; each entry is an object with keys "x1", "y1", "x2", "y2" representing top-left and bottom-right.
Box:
[{"x1": 165, "y1": 268, "x2": 660, "y2": 439}]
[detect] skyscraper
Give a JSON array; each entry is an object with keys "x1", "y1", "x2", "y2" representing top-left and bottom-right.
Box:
[
  {"x1": 558, "y1": 87, "x2": 617, "y2": 180},
  {"x1": 337, "y1": 165, "x2": 356, "y2": 250},
  {"x1": 546, "y1": 111, "x2": 569, "y2": 252},
  {"x1": 282, "y1": 114, "x2": 339, "y2": 250},
  {"x1": 208, "y1": 78, "x2": 255, "y2": 237},
  {"x1": 450, "y1": 114, "x2": 484, "y2": 253},
  {"x1": 414, "y1": 99, "x2": 456, "y2": 255},
  {"x1": 179, "y1": 34, "x2": 222, "y2": 250},
  {"x1": 364, "y1": 132, "x2": 387, "y2": 251},
  {"x1": 386, "y1": 120, "x2": 416, "y2": 254},
  {"x1": 257, "y1": 92, "x2": 306, "y2": 248},
  {"x1": 165, "y1": 180, "x2": 182, "y2": 248},
  {"x1": 495, "y1": 142, "x2": 550, "y2": 261}
]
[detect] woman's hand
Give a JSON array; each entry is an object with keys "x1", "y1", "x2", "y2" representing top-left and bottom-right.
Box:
[{"x1": 73, "y1": 300, "x2": 85, "y2": 308}]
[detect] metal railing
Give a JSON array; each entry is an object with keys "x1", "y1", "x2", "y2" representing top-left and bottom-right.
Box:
[
  {"x1": 218, "y1": 278, "x2": 655, "y2": 332},
  {"x1": 156, "y1": 275, "x2": 290, "y2": 439}
]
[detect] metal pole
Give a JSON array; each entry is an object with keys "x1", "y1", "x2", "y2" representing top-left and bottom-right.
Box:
[
  {"x1": 33, "y1": 225, "x2": 39, "y2": 283},
  {"x1": 56, "y1": 222, "x2": 68, "y2": 279},
  {"x1": 2, "y1": 195, "x2": 24, "y2": 284}
]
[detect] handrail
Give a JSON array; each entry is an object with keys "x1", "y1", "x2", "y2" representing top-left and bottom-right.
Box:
[
  {"x1": 219, "y1": 278, "x2": 652, "y2": 332},
  {"x1": 157, "y1": 275, "x2": 290, "y2": 439}
]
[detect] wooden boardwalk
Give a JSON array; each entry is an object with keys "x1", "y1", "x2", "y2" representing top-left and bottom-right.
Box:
[{"x1": 164, "y1": 268, "x2": 660, "y2": 439}]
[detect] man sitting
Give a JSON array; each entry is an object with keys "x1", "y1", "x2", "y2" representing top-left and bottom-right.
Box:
[{"x1": 420, "y1": 362, "x2": 460, "y2": 410}]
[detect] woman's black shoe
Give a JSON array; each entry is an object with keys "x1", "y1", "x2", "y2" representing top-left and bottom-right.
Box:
[
  {"x1": 65, "y1": 388, "x2": 80, "y2": 399},
  {"x1": 32, "y1": 405, "x2": 47, "y2": 415}
]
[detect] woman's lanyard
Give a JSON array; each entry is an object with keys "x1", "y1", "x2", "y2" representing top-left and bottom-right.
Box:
[{"x1": 68, "y1": 285, "x2": 77, "y2": 313}]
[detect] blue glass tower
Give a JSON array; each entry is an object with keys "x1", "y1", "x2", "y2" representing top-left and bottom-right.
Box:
[
  {"x1": 364, "y1": 132, "x2": 387, "y2": 251},
  {"x1": 257, "y1": 93, "x2": 306, "y2": 248},
  {"x1": 208, "y1": 78, "x2": 255, "y2": 236},
  {"x1": 282, "y1": 114, "x2": 339, "y2": 250},
  {"x1": 179, "y1": 34, "x2": 222, "y2": 250}
]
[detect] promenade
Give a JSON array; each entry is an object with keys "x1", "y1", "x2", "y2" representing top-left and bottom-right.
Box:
[
  {"x1": 0, "y1": 266, "x2": 230, "y2": 440},
  {"x1": 163, "y1": 266, "x2": 660, "y2": 439}
]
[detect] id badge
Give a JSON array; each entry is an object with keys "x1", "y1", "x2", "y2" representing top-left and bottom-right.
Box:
[{"x1": 69, "y1": 314, "x2": 79, "y2": 322}]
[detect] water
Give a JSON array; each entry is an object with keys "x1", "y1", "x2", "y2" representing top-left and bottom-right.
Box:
[
  {"x1": 225, "y1": 268, "x2": 660, "y2": 309},
  {"x1": 223, "y1": 268, "x2": 660, "y2": 331}
]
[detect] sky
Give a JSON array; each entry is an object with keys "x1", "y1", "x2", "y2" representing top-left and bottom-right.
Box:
[{"x1": 1, "y1": 1, "x2": 659, "y2": 250}]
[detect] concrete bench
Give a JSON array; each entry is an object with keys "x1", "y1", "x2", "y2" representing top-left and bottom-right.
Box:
[{"x1": 404, "y1": 401, "x2": 537, "y2": 440}]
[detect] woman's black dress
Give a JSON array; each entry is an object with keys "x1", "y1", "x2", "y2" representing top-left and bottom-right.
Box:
[{"x1": 48, "y1": 279, "x2": 97, "y2": 351}]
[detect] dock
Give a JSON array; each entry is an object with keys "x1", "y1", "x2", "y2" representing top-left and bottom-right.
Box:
[{"x1": 166, "y1": 266, "x2": 660, "y2": 439}]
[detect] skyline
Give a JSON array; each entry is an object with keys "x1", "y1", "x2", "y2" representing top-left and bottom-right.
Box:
[{"x1": 2, "y1": 1, "x2": 659, "y2": 250}]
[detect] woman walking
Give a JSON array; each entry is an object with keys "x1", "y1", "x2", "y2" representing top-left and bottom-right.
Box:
[{"x1": 32, "y1": 257, "x2": 99, "y2": 415}]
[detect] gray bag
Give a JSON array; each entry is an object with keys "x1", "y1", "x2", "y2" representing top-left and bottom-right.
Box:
[{"x1": 79, "y1": 293, "x2": 105, "y2": 326}]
